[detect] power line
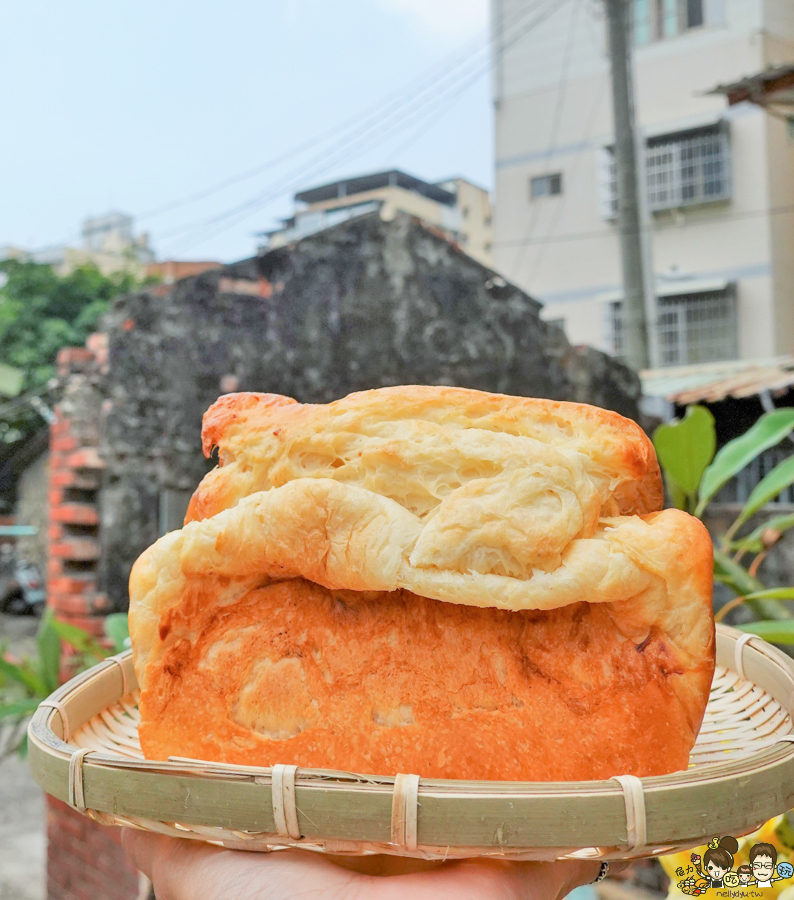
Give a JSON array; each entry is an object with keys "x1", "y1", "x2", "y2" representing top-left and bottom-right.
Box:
[
  {"x1": 160, "y1": 0, "x2": 556, "y2": 252},
  {"x1": 525, "y1": 71, "x2": 609, "y2": 284},
  {"x1": 157, "y1": 0, "x2": 566, "y2": 256},
  {"x1": 494, "y1": 201, "x2": 794, "y2": 248},
  {"x1": 135, "y1": 25, "x2": 502, "y2": 224}
]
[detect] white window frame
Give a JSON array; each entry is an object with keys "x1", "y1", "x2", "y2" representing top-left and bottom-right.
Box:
[
  {"x1": 607, "y1": 284, "x2": 738, "y2": 367},
  {"x1": 600, "y1": 121, "x2": 731, "y2": 219}
]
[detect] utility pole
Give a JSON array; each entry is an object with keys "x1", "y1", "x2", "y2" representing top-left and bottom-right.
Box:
[{"x1": 604, "y1": 0, "x2": 655, "y2": 371}]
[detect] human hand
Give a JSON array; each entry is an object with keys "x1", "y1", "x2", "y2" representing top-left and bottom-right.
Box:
[{"x1": 123, "y1": 828, "x2": 608, "y2": 900}]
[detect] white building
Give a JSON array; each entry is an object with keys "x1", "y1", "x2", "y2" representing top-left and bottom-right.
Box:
[
  {"x1": 9, "y1": 212, "x2": 155, "y2": 277},
  {"x1": 492, "y1": 0, "x2": 794, "y2": 367},
  {"x1": 261, "y1": 170, "x2": 493, "y2": 267}
]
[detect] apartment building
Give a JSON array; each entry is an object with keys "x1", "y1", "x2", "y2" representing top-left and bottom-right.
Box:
[
  {"x1": 492, "y1": 0, "x2": 794, "y2": 366},
  {"x1": 261, "y1": 170, "x2": 493, "y2": 267}
]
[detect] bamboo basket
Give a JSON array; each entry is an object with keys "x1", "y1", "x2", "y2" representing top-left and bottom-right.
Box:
[{"x1": 27, "y1": 624, "x2": 794, "y2": 862}]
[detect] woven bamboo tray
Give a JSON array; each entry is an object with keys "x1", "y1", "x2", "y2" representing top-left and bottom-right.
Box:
[{"x1": 27, "y1": 624, "x2": 794, "y2": 862}]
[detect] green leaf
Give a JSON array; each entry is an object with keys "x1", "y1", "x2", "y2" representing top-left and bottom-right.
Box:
[
  {"x1": 713, "y1": 548, "x2": 764, "y2": 595},
  {"x1": 0, "y1": 655, "x2": 47, "y2": 697},
  {"x1": 733, "y1": 455, "x2": 794, "y2": 531},
  {"x1": 0, "y1": 698, "x2": 41, "y2": 719},
  {"x1": 696, "y1": 408, "x2": 794, "y2": 516},
  {"x1": 37, "y1": 609, "x2": 61, "y2": 694},
  {"x1": 103, "y1": 613, "x2": 130, "y2": 655},
  {"x1": 664, "y1": 472, "x2": 688, "y2": 511},
  {"x1": 731, "y1": 512, "x2": 794, "y2": 554},
  {"x1": 741, "y1": 588, "x2": 794, "y2": 601},
  {"x1": 712, "y1": 549, "x2": 792, "y2": 620},
  {"x1": 738, "y1": 620, "x2": 794, "y2": 645},
  {"x1": 653, "y1": 406, "x2": 716, "y2": 498},
  {"x1": 49, "y1": 617, "x2": 107, "y2": 661}
]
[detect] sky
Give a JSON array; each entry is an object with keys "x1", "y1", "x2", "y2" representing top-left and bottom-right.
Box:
[{"x1": 0, "y1": 0, "x2": 492, "y2": 263}]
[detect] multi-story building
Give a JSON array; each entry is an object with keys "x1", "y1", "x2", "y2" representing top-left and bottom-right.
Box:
[
  {"x1": 492, "y1": 0, "x2": 794, "y2": 367},
  {"x1": 261, "y1": 170, "x2": 493, "y2": 267},
  {"x1": 2, "y1": 212, "x2": 155, "y2": 277}
]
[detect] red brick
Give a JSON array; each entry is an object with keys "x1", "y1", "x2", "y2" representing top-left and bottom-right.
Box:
[
  {"x1": 56, "y1": 347, "x2": 94, "y2": 368},
  {"x1": 56, "y1": 614, "x2": 104, "y2": 636},
  {"x1": 47, "y1": 558, "x2": 63, "y2": 578},
  {"x1": 50, "y1": 503, "x2": 99, "y2": 525},
  {"x1": 65, "y1": 448, "x2": 105, "y2": 470},
  {"x1": 51, "y1": 435, "x2": 78, "y2": 453},
  {"x1": 91, "y1": 593, "x2": 112, "y2": 612},
  {"x1": 48, "y1": 576, "x2": 96, "y2": 595},
  {"x1": 86, "y1": 332, "x2": 108, "y2": 352},
  {"x1": 50, "y1": 469, "x2": 101, "y2": 489},
  {"x1": 50, "y1": 418, "x2": 71, "y2": 437},
  {"x1": 48, "y1": 523, "x2": 64, "y2": 542},
  {"x1": 51, "y1": 594, "x2": 92, "y2": 616},
  {"x1": 48, "y1": 488, "x2": 65, "y2": 506},
  {"x1": 50, "y1": 539, "x2": 100, "y2": 560}
]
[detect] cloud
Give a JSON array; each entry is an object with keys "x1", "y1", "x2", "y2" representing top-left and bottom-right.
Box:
[{"x1": 375, "y1": 0, "x2": 489, "y2": 43}]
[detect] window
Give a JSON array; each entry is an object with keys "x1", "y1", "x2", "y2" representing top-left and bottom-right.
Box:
[
  {"x1": 634, "y1": 0, "x2": 722, "y2": 45},
  {"x1": 600, "y1": 123, "x2": 731, "y2": 218},
  {"x1": 530, "y1": 173, "x2": 562, "y2": 199},
  {"x1": 608, "y1": 288, "x2": 737, "y2": 366}
]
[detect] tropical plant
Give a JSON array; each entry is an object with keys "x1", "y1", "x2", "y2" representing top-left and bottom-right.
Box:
[
  {"x1": 653, "y1": 406, "x2": 794, "y2": 640},
  {"x1": 0, "y1": 610, "x2": 129, "y2": 759}
]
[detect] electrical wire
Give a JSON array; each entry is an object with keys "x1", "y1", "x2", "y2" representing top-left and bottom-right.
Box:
[
  {"x1": 524, "y1": 71, "x2": 609, "y2": 284},
  {"x1": 493, "y1": 201, "x2": 794, "y2": 248},
  {"x1": 158, "y1": 0, "x2": 567, "y2": 256},
  {"x1": 159, "y1": 0, "x2": 555, "y2": 252},
  {"x1": 135, "y1": 25, "x2": 501, "y2": 223}
]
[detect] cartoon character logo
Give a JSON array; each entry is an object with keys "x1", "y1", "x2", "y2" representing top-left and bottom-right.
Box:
[{"x1": 675, "y1": 838, "x2": 794, "y2": 894}]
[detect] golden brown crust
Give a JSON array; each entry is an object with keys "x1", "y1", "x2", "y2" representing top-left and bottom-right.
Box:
[
  {"x1": 186, "y1": 387, "x2": 663, "y2": 525},
  {"x1": 137, "y1": 577, "x2": 713, "y2": 781},
  {"x1": 128, "y1": 387, "x2": 713, "y2": 780}
]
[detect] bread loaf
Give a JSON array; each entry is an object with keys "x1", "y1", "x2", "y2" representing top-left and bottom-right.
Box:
[{"x1": 129, "y1": 386, "x2": 714, "y2": 781}]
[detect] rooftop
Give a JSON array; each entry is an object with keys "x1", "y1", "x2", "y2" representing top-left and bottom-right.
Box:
[
  {"x1": 641, "y1": 357, "x2": 794, "y2": 406},
  {"x1": 294, "y1": 170, "x2": 456, "y2": 206},
  {"x1": 709, "y1": 64, "x2": 794, "y2": 107}
]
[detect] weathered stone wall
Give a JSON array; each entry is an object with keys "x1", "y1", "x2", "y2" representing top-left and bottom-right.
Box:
[{"x1": 97, "y1": 212, "x2": 642, "y2": 609}]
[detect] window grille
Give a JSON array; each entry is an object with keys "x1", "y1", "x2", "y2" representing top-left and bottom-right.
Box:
[
  {"x1": 530, "y1": 173, "x2": 562, "y2": 199},
  {"x1": 608, "y1": 288, "x2": 737, "y2": 366},
  {"x1": 600, "y1": 124, "x2": 731, "y2": 217},
  {"x1": 634, "y1": 0, "x2": 722, "y2": 45}
]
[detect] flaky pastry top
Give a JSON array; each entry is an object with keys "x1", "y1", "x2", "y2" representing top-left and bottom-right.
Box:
[
  {"x1": 186, "y1": 386, "x2": 663, "y2": 530},
  {"x1": 129, "y1": 388, "x2": 711, "y2": 692}
]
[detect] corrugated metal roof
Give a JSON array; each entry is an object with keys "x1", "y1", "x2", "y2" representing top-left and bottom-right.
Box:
[{"x1": 641, "y1": 357, "x2": 794, "y2": 405}]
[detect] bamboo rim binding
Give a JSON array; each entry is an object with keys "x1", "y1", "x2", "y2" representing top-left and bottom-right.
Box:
[{"x1": 26, "y1": 625, "x2": 794, "y2": 861}]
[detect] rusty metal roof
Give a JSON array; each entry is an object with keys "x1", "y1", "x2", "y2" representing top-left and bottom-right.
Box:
[
  {"x1": 709, "y1": 64, "x2": 794, "y2": 108},
  {"x1": 641, "y1": 357, "x2": 794, "y2": 405}
]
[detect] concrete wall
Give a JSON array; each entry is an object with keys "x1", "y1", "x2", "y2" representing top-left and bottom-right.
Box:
[
  {"x1": 492, "y1": 0, "x2": 794, "y2": 360},
  {"x1": 14, "y1": 450, "x2": 48, "y2": 571}
]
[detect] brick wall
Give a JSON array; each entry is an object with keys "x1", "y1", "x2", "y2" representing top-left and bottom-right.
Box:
[
  {"x1": 47, "y1": 345, "x2": 109, "y2": 637},
  {"x1": 46, "y1": 339, "x2": 142, "y2": 900},
  {"x1": 46, "y1": 798, "x2": 141, "y2": 900}
]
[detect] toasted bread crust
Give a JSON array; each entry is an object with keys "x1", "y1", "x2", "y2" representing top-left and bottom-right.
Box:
[
  {"x1": 129, "y1": 387, "x2": 713, "y2": 780},
  {"x1": 187, "y1": 387, "x2": 663, "y2": 525}
]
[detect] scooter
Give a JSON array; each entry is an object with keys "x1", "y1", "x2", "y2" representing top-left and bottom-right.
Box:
[{"x1": 0, "y1": 559, "x2": 46, "y2": 616}]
